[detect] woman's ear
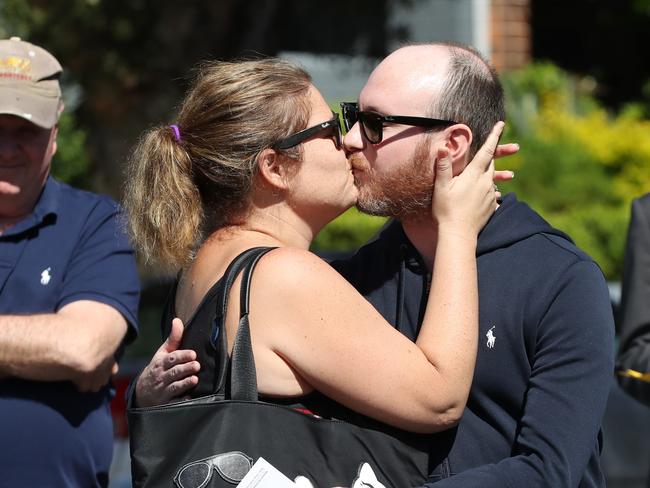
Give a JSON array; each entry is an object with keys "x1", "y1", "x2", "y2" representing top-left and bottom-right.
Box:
[
  {"x1": 256, "y1": 148, "x2": 291, "y2": 191},
  {"x1": 445, "y1": 124, "x2": 472, "y2": 175}
]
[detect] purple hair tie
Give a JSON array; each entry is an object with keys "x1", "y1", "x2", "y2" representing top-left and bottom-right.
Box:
[{"x1": 169, "y1": 124, "x2": 181, "y2": 142}]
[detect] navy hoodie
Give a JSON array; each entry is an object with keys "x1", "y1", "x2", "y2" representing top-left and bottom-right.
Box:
[{"x1": 332, "y1": 193, "x2": 615, "y2": 488}]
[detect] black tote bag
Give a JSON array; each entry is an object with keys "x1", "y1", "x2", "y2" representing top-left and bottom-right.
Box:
[{"x1": 128, "y1": 247, "x2": 431, "y2": 488}]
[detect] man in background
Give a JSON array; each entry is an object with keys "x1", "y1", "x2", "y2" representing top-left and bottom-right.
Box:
[
  {"x1": 617, "y1": 193, "x2": 650, "y2": 405},
  {"x1": 0, "y1": 37, "x2": 140, "y2": 487},
  {"x1": 617, "y1": 193, "x2": 650, "y2": 487}
]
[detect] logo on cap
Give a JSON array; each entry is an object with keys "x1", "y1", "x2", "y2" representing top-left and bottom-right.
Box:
[
  {"x1": 0, "y1": 37, "x2": 63, "y2": 128},
  {"x1": 0, "y1": 56, "x2": 32, "y2": 80}
]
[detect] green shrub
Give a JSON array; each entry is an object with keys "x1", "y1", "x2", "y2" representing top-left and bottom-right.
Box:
[
  {"x1": 500, "y1": 63, "x2": 650, "y2": 279},
  {"x1": 50, "y1": 111, "x2": 92, "y2": 189},
  {"x1": 312, "y1": 208, "x2": 386, "y2": 253}
]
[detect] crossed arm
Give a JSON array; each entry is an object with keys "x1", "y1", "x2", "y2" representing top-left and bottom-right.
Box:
[{"x1": 0, "y1": 300, "x2": 127, "y2": 392}]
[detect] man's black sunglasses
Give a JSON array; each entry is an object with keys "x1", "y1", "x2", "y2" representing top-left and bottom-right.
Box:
[
  {"x1": 273, "y1": 112, "x2": 342, "y2": 150},
  {"x1": 340, "y1": 102, "x2": 457, "y2": 144}
]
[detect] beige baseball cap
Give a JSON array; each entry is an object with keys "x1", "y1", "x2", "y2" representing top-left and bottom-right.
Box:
[{"x1": 0, "y1": 37, "x2": 63, "y2": 128}]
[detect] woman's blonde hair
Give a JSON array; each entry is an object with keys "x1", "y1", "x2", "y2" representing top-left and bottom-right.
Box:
[{"x1": 124, "y1": 58, "x2": 312, "y2": 272}]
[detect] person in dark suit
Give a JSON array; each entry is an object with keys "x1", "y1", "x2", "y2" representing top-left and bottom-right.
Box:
[
  {"x1": 617, "y1": 193, "x2": 650, "y2": 404},
  {"x1": 617, "y1": 193, "x2": 650, "y2": 488}
]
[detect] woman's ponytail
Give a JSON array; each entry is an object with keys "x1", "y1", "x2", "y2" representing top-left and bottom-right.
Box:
[{"x1": 124, "y1": 125, "x2": 203, "y2": 273}]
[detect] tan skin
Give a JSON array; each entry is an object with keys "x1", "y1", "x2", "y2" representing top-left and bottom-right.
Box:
[
  {"x1": 0, "y1": 115, "x2": 57, "y2": 225},
  {"x1": 135, "y1": 84, "x2": 517, "y2": 434},
  {"x1": 0, "y1": 114, "x2": 127, "y2": 391}
]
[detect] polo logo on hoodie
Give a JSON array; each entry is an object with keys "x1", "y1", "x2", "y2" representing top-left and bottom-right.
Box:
[
  {"x1": 40, "y1": 267, "x2": 52, "y2": 285},
  {"x1": 486, "y1": 326, "x2": 496, "y2": 349}
]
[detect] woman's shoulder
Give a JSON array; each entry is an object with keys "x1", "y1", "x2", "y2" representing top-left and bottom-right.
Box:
[
  {"x1": 258, "y1": 247, "x2": 341, "y2": 285},
  {"x1": 251, "y1": 247, "x2": 352, "y2": 305}
]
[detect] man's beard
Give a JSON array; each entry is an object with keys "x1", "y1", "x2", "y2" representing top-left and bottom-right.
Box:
[{"x1": 353, "y1": 139, "x2": 434, "y2": 222}]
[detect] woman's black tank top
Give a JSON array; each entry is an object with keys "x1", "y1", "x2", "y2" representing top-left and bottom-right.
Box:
[{"x1": 160, "y1": 262, "x2": 376, "y2": 425}]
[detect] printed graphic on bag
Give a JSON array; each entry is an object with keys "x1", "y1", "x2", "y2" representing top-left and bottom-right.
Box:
[{"x1": 174, "y1": 451, "x2": 254, "y2": 487}]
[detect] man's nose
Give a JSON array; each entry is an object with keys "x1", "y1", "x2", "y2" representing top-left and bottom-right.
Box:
[{"x1": 342, "y1": 122, "x2": 364, "y2": 153}]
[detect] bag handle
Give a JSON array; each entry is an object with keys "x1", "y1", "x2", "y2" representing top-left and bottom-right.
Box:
[
  {"x1": 210, "y1": 247, "x2": 268, "y2": 348},
  {"x1": 229, "y1": 247, "x2": 275, "y2": 401},
  {"x1": 211, "y1": 247, "x2": 275, "y2": 400},
  {"x1": 209, "y1": 247, "x2": 272, "y2": 396}
]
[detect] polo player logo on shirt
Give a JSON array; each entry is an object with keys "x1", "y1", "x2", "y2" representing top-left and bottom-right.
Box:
[
  {"x1": 486, "y1": 326, "x2": 496, "y2": 349},
  {"x1": 40, "y1": 267, "x2": 52, "y2": 285}
]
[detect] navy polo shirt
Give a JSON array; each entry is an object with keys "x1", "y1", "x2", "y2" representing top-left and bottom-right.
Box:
[{"x1": 0, "y1": 176, "x2": 140, "y2": 487}]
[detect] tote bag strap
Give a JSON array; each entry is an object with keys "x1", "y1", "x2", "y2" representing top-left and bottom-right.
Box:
[
  {"x1": 211, "y1": 247, "x2": 269, "y2": 348},
  {"x1": 212, "y1": 246, "x2": 275, "y2": 399},
  {"x1": 229, "y1": 247, "x2": 276, "y2": 401},
  {"x1": 210, "y1": 247, "x2": 274, "y2": 396}
]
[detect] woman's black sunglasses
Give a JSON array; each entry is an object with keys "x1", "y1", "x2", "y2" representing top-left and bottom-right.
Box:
[
  {"x1": 273, "y1": 112, "x2": 342, "y2": 150},
  {"x1": 340, "y1": 102, "x2": 457, "y2": 144}
]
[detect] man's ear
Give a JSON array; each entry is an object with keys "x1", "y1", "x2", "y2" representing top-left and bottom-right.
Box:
[
  {"x1": 256, "y1": 148, "x2": 291, "y2": 191},
  {"x1": 445, "y1": 124, "x2": 472, "y2": 175},
  {"x1": 50, "y1": 125, "x2": 59, "y2": 157},
  {"x1": 52, "y1": 102, "x2": 64, "y2": 157}
]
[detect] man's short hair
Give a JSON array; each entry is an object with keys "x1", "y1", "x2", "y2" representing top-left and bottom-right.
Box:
[
  {"x1": 0, "y1": 37, "x2": 63, "y2": 128},
  {"x1": 429, "y1": 42, "x2": 505, "y2": 158}
]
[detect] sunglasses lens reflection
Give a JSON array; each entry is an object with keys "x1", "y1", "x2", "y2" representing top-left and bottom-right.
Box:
[
  {"x1": 176, "y1": 462, "x2": 211, "y2": 488},
  {"x1": 362, "y1": 114, "x2": 382, "y2": 144},
  {"x1": 341, "y1": 103, "x2": 358, "y2": 132}
]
